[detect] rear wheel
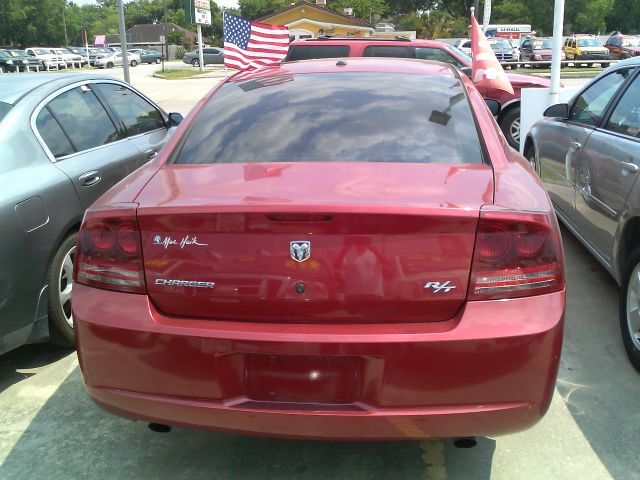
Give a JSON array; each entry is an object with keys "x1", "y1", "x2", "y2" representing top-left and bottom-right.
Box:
[
  {"x1": 191, "y1": 58, "x2": 200, "y2": 67},
  {"x1": 107, "y1": 61, "x2": 114, "y2": 68},
  {"x1": 601, "y1": 62, "x2": 610, "y2": 68},
  {"x1": 500, "y1": 107, "x2": 521, "y2": 150},
  {"x1": 47, "y1": 233, "x2": 77, "y2": 347},
  {"x1": 130, "y1": 59, "x2": 138, "y2": 67},
  {"x1": 620, "y1": 248, "x2": 640, "y2": 371}
]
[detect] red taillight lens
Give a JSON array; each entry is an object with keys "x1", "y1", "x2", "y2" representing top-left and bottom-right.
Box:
[
  {"x1": 74, "y1": 204, "x2": 146, "y2": 294},
  {"x1": 469, "y1": 208, "x2": 564, "y2": 300}
]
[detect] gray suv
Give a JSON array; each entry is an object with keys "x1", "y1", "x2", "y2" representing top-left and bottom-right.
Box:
[
  {"x1": 0, "y1": 74, "x2": 182, "y2": 355},
  {"x1": 524, "y1": 58, "x2": 640, "y2": 370}
]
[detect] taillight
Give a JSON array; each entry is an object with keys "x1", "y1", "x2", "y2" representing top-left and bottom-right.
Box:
[
  {"x1": 469, "y1": 207, "x2": 564, "y2": 300},
  {"x1": 74, "y1": 204, "x2": 146, "y2": 294}
]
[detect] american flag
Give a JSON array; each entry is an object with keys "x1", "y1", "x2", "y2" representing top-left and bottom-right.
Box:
[{"x1": 223, "y1": 12, "x2": 289, "y2": 71}]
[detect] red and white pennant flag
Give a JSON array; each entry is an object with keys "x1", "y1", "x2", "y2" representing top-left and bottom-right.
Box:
[{"x1": 470, "y1": 15, "x2": 514, "y2": 95}]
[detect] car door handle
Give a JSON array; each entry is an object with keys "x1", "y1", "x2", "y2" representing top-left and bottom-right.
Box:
[
  {"x1": 145, "y1": 148, "x2": 158, "y2": 160},
  {"x1": 79, "y1": 171, "x2": 101, "y2": 187},
  {"x1": 621, "y1": 162, "x2": 639, "y2": 173}
]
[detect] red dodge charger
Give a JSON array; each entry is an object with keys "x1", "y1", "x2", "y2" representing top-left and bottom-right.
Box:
[{"x1": 73, "y1": 58, "x2": 565, "y2": 440}]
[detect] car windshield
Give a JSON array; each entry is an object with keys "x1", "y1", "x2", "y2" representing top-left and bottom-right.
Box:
[
  {"x1": 0, "y1": 102, "x2": 12, "y2": 124},
  {"x1": 578, "y1": 38, "x2": 602, "y2": 47},
  {"x1": 0, "y1": 51, "x2": 11, "y2": 58},
  {"x1": 174, "y1": 72, "x2": 483, "y2": 165},
  {"x1": 488, "y1": 38, "x2": 512, "y2": 49},
  {"x1": 8, "y1": 50, "x2": 28, "y2": 57},
  {"x1": 33, "y1": 48, "x2": 49, "y2": 55},
  {"x1": 622, "y1": 37, "x2": 640, "y2": 47},
  {"x1": 533, "y1": 40, "x2": 553, "y2": 50}
]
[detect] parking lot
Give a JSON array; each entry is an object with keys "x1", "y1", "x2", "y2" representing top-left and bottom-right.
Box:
[{"x1": 1, "y1": 67, "x2": 638, "y2": 480}]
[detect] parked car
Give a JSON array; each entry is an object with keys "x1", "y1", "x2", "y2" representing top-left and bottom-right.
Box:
[
  {"x1": 66, "y1": 47, "x2": 90, "y2": 65},
  {"x1": 6, "y1": 49, "x2": 42, "y2": 70},
  {"x1": 523, "y1": 58, "x2": 640, "y2": 370},
  {"x1": 0, "y1": 73, "x2": 183, "y2": 355},
  {"x1": 0, "y1": 50, "x2": 24, "y2": 72},
  {"x1": 454, "y1": 39, "x2": 472, "y2": 56},
  {"x1": 94, "y1": 51, "x2": 142, "y2": 68},
  {"x1": 519, "y1": 37, "x2": 566, "y2": 68},
  {"x1": 73, "y1": 58, "x2": 565, "y2": 440},
  {"x1": 284, "y1": 37, "x2": 551, "y2": 149},
  {"x1": 604, "y1": 33, "x2": 640, "y2": 60},
  {"x1": 51, "y1": 48, "x2": 84, "y2": 67},
  {"x1": 486, "y1": 37, "x2": 518, "y2": 67},
  {"x1": 88, "y1": 47, "x2": 110, "y2": 66},
  {"x1": 25, "y1": 47, "x2": 66, "y2": 69},
  {"x1": 128, "y1": 48, "x2": 164, "y2": 64},
  {"x1": 563, "y1": 35, "x2": 611, "y2": 67},
  {"x1": 182, "y1": 47, "x2": 224, "y2": 67}
]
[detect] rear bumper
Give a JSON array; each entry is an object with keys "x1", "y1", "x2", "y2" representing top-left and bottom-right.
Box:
[{"x1": 74, "y1": 285, "x2": 564, "y2": 440}]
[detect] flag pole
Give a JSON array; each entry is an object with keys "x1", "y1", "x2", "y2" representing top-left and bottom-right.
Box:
[{"x1": 549, "y1": 0, "x2": 565, "y2": 105}]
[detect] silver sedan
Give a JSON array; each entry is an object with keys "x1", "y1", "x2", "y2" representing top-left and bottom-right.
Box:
[
  {"x1": 0, "y1": 74, "x2": 183, "y2": 354},
  {"x1": 524, "y1": 57, "x2": 640, "y2": 370},
  {"x1": 182, "y1": 47, "x2": 224, "y2": 67}
]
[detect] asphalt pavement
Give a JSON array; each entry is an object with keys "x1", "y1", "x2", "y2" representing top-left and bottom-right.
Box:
[{"x1": 1, "y1": 68, "x2": 637, "y2": 480}]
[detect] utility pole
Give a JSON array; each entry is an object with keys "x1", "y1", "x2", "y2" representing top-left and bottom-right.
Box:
[
  {"x1": 117, "y1": 0, "x2": 130, "y2": 83},
  {"x1": 62, "y1": 1, "x2": 69, "y2": 46},
  {"x1": 163, "y1": 0, "x2": 168, "y2": 72}
]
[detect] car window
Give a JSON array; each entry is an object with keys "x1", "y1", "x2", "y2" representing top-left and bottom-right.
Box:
[
  {"x1": 462, "y1": 41, "x2": 472, "y2": 48},
  {"x1": 45, "y1": 87, "x2": 120, "y2": 153},
  {"x1": 94, "y1": 83, "x2": 165, "y2": 136},
  {"x1": 605, "y1": 76, "x2": 640, "y2": 138},
  {"x1": 0, "y1": 101, "x2": 12, "y2": 125},
  {"x1": 363, "y1": 46, "x2": 411, "y2": 58},
  {"x1": 569, "y1": 69, "x2": 631, "y2": 126},
  {"x1": 174, "y1": 72, "x2": 484, "y2": 165},
  {"x1": 578, "y1": 38, "x2": 602, "y2": 47},
  {"x1": 415, "y1": 47, "x2": 465, "y2": 68},
  {"x1": 285, "y1": 45, "x2": 350, "y2": 61},
  {"x1": 35, "y1": 108, "x2": 75, "y2": 158}
]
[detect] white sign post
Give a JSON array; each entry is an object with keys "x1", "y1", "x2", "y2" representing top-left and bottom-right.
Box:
[
  {"x1": 194, "y1": 0, "x2": 210, "y2": 72},
  {"x1": 483, "y1": 0, "x2": 491, "y2": 32}
]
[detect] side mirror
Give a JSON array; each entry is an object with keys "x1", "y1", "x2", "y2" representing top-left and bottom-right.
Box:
[
  {"x1": 168, "y1": 112, "x2": 184, "y2": 127},
  {"x1": 460, "y1": 66, "x2": 472, "y2": 78},
  {"x1": 485, "y1": 99, "x2": 501, "y2": 116},
  {"x1": 543, "y1": 103, "x2": 569, "y2": 119}
]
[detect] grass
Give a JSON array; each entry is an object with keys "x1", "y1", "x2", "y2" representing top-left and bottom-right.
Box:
[{"x1": 153, "y1": 69, "x2": 210, "y2": 79}]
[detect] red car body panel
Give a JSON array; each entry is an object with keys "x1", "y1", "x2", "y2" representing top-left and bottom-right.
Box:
[
  {"x1": 73, "y1": 59, "x2": 565, "y2": 440},
  {"x1": 75, "y1": 284, "x2": 563, "y2": 439}
]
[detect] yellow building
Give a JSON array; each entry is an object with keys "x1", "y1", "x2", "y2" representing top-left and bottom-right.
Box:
[{"x1": 257, "y1": 1, "x2": 375, "y2": 40}]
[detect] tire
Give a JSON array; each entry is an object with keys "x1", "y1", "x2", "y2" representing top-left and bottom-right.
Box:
[
  {"x1": 525, "y1": 145, "x2": 539, "y2": 175},
  {"x1": 500, "y1": 106, "x2": 521, "y2": 150},
  {"x1": 601, "y1": 62, "x2": 610, "y2": 68},
  {"x1": 47, "y1": 233, "x2": 77, "y2": 347},
  {"x1": 107, "y1": 61, "x2": 114, "y2": 68},
  {"x1": 620, "y1": 248, "x2": 640, "y2": 371},
  {"x1": 130, "y1": 59, "x2": 138, "y2": 67},
  {"x1": 156, "y1": 58, "x2": 161, "y2": 64},
  {"x1": 191, "y1": 58, "x2": 200, "y2": 67}
]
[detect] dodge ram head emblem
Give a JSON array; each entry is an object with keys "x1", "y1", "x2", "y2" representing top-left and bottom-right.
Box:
[{"x1": 290, "y1": 241, "x2": 311, "y2": 263}]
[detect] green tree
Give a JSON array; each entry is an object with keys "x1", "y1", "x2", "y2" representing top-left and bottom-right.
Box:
[{"x1": 238, "y1": 0, "x2": 289, "y2": 20}]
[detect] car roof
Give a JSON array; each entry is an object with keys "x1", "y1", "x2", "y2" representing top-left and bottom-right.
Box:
[
  {"x1": 235, "y1": 58, "x2": 456, "y2": 78},
  {"x1": 0, "y1": 73, "x2": 117, "y2": 105},
  {"x1": 604, "y1": 55, "x2": 640, "y2": 70},
  {"x1": 291, "y1": 38, "x2": 446, "y2": 47}
]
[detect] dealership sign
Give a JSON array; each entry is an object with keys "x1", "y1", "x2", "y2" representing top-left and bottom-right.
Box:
[{"x1": 184, "y1": 0, "x2": 211, "y2": 25}]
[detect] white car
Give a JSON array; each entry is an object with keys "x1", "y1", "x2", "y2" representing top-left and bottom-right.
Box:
[
  {"x1": 25, "y1": 47, "x2": 66, "y2": 69},
  {"x1": 94, "y1": 52, "x2": 142, "y2": 69},
  {"x1": 50, "y1": 48, "x2": 84, "y2": 67},
  {"x1": 454, "y1": 39, "x2": 473, "y2": 56}
]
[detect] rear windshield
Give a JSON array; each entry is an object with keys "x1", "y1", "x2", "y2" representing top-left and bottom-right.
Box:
[
  {"x1": 174, "y1": 72, "x2": 483, "y2": 165},
  {"x1": 0, "y1": 102, "x2": 13, "y2": 124},
  {"x1": 286, "y1": 45, "x2": 350, "y2": 61}
]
